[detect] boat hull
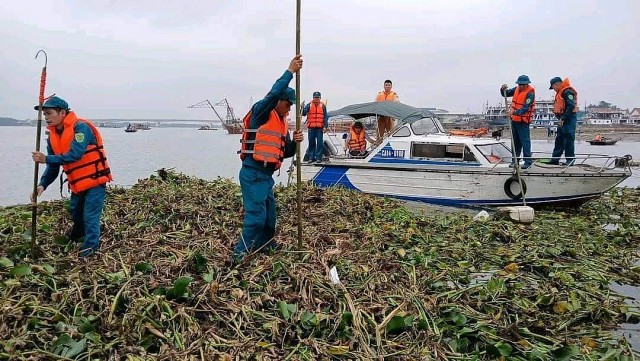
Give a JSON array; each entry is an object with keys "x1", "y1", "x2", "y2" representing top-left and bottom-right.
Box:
[
  {"x1": 301, "y1": 162, "x2": 629, "y2": 207},
  {"x1": 587, "y1": 140, "x2": 618, "y2": 146}
]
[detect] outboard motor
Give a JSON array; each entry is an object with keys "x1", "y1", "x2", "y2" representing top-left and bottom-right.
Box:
[{"x1": 323, "y1": 139, "x2": 338, "y2": 157}]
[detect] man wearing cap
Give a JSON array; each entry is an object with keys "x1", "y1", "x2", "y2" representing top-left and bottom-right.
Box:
[
  {"x1": 500, "y1": 75, "x2": 536, "y2": 169},
  {"x1": 30, "y1": 96, "x2": 112, "y2": 257},
  {"x1": 234, "y1": 55, "x2": 304, "y2": 262},
  {"x1": 375, "y1": 79, "x2": 399, "y2": 141},
  {"x1": 302, "y1": 91, "x2": 328, "y2": 163},
  {"x1": 549, "y1": 76, "x2": 578, "y2": 165}
]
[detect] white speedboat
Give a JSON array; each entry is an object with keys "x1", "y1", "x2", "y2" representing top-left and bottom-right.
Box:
[{"x1": 301, "y1": 102, "x2": 632, "y2": 207}]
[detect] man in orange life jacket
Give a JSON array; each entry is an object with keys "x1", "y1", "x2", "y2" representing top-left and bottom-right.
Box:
[
  {"x1": 302, "y1": 91, "x2": 328, "y2": 163},
  {"x1": 375, "y1": 79, "x2": 399, "y2": 141},
  {"x1": 500, "y1": 75, "x2": 535, "y2": 169},
  {"x1": 31, "y1": 96, "x2": 112, "y2": 257},
  {"x1": 549, "y1": 76, "x2": 578, "y2": 165},
  {"x1": 344, "y1": 121, "x2": 369, "y2": 157},
  {"x1": 234, "y1": 55, "x2": 304, "y2": 261}
]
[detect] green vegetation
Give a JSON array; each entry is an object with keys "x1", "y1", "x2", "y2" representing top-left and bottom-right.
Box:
[{"x1": 1, "y1": 171, "x2": 639, "y2": 360}]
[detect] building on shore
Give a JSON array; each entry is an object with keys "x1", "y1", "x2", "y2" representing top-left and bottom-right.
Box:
[
  {"x1": 628, "y1": 108, "x2": 640, "y2": 124},
  {"x1": 584, "y1": 107, "x2": 628, "y2": 125}
]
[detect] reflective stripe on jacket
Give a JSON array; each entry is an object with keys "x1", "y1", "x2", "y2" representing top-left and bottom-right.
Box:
[
  {"x1": 510, "y1": 85, "x2": 535, "y2": 123},
  {"x1": 239, "y1": 109, "x2": 287, "y2": 170},
  {"x1": 48, "y1": 112, "x2": 112, "y2": 193}
]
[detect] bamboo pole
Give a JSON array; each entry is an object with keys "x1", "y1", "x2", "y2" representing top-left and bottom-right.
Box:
[
  {"x1": 295, "y1": 0, "x2": 303, "y2": 249},
  {"x1": 31, "y1": 50, "x2": 48, "y2": 258}
]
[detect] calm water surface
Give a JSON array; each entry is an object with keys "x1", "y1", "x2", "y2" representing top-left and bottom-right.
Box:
[{"x1": 1, "y1": 126, "x2": 638, "y2": 206}]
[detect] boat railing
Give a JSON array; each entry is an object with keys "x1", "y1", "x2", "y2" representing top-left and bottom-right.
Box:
[
  {"x1": 487, "y1": 152, "x2": 632, "y2": 174},
  {"x1": 528, "y1": 152, "x2": 632, "y2": 173}
]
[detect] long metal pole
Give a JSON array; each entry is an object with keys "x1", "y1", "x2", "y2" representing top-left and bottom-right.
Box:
[
  {"x1": 503, "y1": 91, "x2": 527, "y2": 206},
  {"x1": 295, "y1": 0, "x2": 303, "y2": 249},
  {"x1": 31, "y1": 50, "x2": 48, "y2": 258}
]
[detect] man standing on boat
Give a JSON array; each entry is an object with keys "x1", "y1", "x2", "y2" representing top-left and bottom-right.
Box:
[
  {"x1": 234, "y1": 55, "x2": 304, "y2": 262},
  {"x1": 375, "y1": 79, "x2": 399, "y2": 141},
  {"x1": 31, "y1": 96, "x2": 112, "y2": 257},
  {"x1": 549, "y1": 77, "x2": 578, "y2": 165},
  {"x1": 500, "y1": 75, "x2": 535, "y2": 169},
  {"x1": 302, "y1": 91, "x2": 328, "y2": 163}
]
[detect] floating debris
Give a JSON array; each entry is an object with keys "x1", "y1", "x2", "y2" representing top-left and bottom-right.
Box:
[{"x1": 0, "y1": 171, "x2": 639, "y2": 360}]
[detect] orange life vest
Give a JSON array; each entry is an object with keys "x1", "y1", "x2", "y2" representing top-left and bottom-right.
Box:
[
  {"x1": 510, "y1": 85, "x2": 535, "y2": 123},
  {"x1": 553, "y1": 78, "x2": 578, "y2": 115},
  {"x1": 375, "y1": 91, "x2": 398, "y2": 102},
  {"x1": 239, "y1": 109, "x2": 287, "y2": 170},
  {"x1": 48, "y1": 112, "x2": 112, "y2": 193},
  {"x1": 348, "y1": 126, "x2": 367, "y2": 152},
  {"x1": 306, "y1": 102, "x2": 325, "y2": 129}
]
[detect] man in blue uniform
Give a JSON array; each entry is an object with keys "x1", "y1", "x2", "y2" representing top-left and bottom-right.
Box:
[
  {"x1": 233, "y1": 55, "x2": 304, "y2": 262},
  {"x1": 31, "y1": 96, "x2": 111, "y2": 257},
  {"x1": 500, "y1": 75, "x2": 536, "y2": 169},
  {"x1": 549, "y1": 76, "x2": 578, "y2": 165}
]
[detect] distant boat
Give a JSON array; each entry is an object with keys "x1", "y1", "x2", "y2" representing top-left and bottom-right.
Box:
[
  {"x1": 132, "y1": 123, "x2": 151, "y2": 130},
  {"x1": 124, "y1": 124, "x2": 137, "y2": 133},
  {"x1": 587, "y1": 137, "x2": 618, "y2": 146},
  {"x1": 222, "y1": 122, "x2": 243, "y2": 134},
  {"x1": 198, "y1": 124, "x2": 218, "y2": 131}
]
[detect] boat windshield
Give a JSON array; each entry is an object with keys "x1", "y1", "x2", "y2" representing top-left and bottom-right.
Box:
[
  {"x1": 410, "y1": 117, "x2": 444, "y2": 135},
  {"x1": 475, "y1": 143, "x2": 512, "y2": 163}
]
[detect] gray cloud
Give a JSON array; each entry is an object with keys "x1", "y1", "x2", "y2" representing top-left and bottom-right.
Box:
[{"x1": 1, "y1": 0, "x2": 638, "y2": 120}]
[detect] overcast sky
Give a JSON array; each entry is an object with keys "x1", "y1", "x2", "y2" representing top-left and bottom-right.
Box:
[{"x1": 1, "y1": 0, "x2": 638, "y2": 120}]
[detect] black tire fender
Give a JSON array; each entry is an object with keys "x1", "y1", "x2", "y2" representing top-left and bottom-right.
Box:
[{"x1": 504, "y1": 176, "x2": 527, "y2": 199}]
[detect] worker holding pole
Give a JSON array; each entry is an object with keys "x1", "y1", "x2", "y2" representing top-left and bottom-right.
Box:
[{"x1": 233, "y1": 55, "x2": 304, "y2": 263}]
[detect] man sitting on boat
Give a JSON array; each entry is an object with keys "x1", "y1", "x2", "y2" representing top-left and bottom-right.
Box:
[
  {"x1": 344, "y1": 121, "x2": 369, "y2": 157},
  {"x1": 594, "y1": 134, "x2": 602, "y2": 142}
]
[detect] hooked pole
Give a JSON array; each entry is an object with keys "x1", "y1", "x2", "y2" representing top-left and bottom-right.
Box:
[
  {"x1": 295, "y1": 0, "x2": 303, "y2": 249},
  {"x1": 502, "y1": 90, "x2": 527, "y2": 206},
  {"x1": 31, "y1": 50, "x2": 48, "y2": 258}
]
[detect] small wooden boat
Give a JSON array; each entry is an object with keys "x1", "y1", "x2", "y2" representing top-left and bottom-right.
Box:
[
  {"x1": 124, "y1": 124, "x2": 137, "y2": 133},
  {"x1": 587, "y1": 138, "x2": 618, "y2": 146}
]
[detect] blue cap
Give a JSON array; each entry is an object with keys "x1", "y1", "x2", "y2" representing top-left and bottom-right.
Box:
[
  {"x1": 549, "y1": 76, "x2": 562, "y2": 89},
  {"x1": 281, "y1": 87, "x2": 296, "y2": 104},
  {"x1": 515, "y1": 75, "x2": 531, "y2": 85},
  {"x1": 313, "y1": 91, "x2": 321, "y2": 98},
  {"x1": 34, "y1": 96, "x2": 70, "y2": 111}
]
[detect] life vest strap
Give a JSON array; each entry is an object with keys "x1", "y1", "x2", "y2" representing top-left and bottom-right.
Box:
[{"x1": 68, "y1": 168, "x2": 111, "y2": 185}]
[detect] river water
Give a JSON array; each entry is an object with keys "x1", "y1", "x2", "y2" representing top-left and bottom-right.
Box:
[{"x1": 1, "y1": 126, "x2": 638, "y2": 206}]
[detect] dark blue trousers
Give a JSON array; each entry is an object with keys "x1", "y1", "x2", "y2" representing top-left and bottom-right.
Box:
[
  {"x1": 511, "y1": 122, "x2": 532, "y2": 166},
  {"x1": 69, "y1": 185, "x2": 106, "y2": 255},
  {"x1": 551, "y1": 118, "x2": 576, "y2": 164},
  {"x1": 234, "y1": 165, "x2": 276, "y2": 257}
]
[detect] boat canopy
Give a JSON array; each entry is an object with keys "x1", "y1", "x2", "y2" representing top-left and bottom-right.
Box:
[{"x1": 328, "y1": 101, "x2": 436, "y2": 124}]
